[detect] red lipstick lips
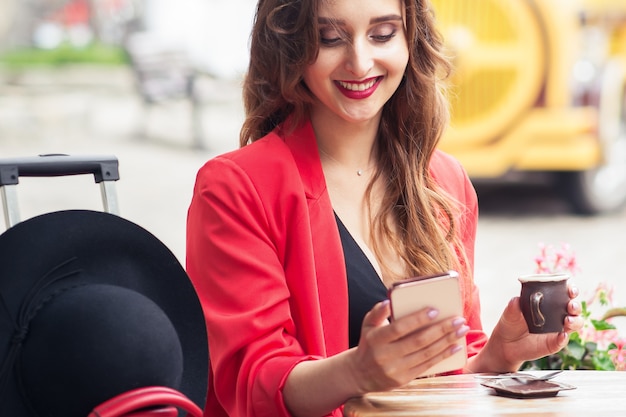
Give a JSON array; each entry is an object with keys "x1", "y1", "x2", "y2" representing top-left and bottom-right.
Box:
[{"x1": 335, "y1": 76, "x2": 382, "y2": 99}]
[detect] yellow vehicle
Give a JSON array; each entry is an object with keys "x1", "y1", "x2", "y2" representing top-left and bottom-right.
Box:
[{"x1": 431, "y1": 0, "x2": 626, "y2": 214}]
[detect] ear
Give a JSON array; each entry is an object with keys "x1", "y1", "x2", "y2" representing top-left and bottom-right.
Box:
[{"x1": 88, "y1": 386, "x2": 203, "y2": 417}]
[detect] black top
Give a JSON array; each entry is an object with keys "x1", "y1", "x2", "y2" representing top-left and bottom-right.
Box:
[{"x1": 335, "y1": 215, "x2": 388, "y2": 348}]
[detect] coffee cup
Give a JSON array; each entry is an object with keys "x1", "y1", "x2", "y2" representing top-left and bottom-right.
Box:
[{"x1": 518, "y1": 273, "x2": 569, "y2": 334}]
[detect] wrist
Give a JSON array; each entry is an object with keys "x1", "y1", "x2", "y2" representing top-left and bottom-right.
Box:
[
  {"x1": 336, "y1": 348, "x2": 370, "y2": 396},
  {"x1": 283, "y1": 349, "x2": 367, "y2": 417},
  {"x1": 466, "y1": 339, "x2": 521, "y2": 374}
]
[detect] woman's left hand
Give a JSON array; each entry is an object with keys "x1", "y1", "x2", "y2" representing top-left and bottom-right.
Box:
[{"x1": 471, "y1": 285, "x2": 583, "y2": 373}]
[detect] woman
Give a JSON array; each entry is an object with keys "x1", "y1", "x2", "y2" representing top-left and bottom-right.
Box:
[{"x1": 186, "y1": 1, "x2": 583, "y2": 416}]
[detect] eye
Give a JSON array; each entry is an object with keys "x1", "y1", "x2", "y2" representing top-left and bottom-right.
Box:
[
  {"x1": 370, "y1": 24, "x2": 398, "y2": 43},
  {"x1": 320, "y1": 26, "x2": 346, "y2": 46}
]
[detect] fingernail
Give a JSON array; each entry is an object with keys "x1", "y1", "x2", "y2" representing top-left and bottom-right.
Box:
[
  {"x1": 452, "y1": 317, "x2": 466, "y2": 327},
  {"x1": 456, "y1": 325, "x2": 469, "y2": 337},
  {"x1": 450, "y1": 344, "x2": 463, "y2": 354},
  {"x1": 428, "y1": 308, "x2": 439, "y2": 319},
  {"x1": 571, "y1": 286, "x2": 579, "y2": 297},
  {"x1": 570, "y1": 301, "x2": 580, "y2": 311}
]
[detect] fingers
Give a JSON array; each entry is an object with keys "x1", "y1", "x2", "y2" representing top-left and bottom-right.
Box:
[
  {"x1": 413, "y1": 317, "x2": 468, "y2": 354},
  {"x1": 396, "y1": 315, "x2": 468, "y2": 353},
  {"x1": 495, "y1": 297, "x2": 528, "y2": 338},
  {"x1": 543, "y1": 331, "x2": 570, "y2": 355},
  {"x1": 568, "y1": 284, "x2": 579, "y2": 299},
  {"x1": 502, "y1": 296, "x2": 523, "y2": 320},
  {"x1": 362, "y1": 300, "x2": 392, "y2": 330},
  {"x1": 400, "y1": 317, "x2": 468, "y2": 375},
  {"x1": 405, "y1": 338, "x2": 465, "y2": 375},
  {"x1": 565, "y1": 299, "x2": 582, "y2": 333},
  {"x1": 556, "y1": 331, "x2": 569, "y2": 349},
  {"x1": 568, "y1": 299, "x2": 581, "y2": 314},
  {"x1": 565, "y1": 288, "x2": 583, "y2": 333},
  {"x1": 564, "y1": 314, "x2": 584, "y2": 333},
  {"x1": 387, "y1": 307, "x2": 441, "y2": 340},
  {"x1": 358, "y1": 302, "x2": 468, "y2": 385},
  {"x1": 383, "y1": 305, "x2": 466, "y2": 344},
  {"x1": 391, "y1": 311, "x2": 468, "y2": 365}
]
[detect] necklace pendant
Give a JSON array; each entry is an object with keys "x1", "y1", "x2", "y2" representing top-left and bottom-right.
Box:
[{"x1": 357, "y1": 169, "x2": 363, "y2": 176}]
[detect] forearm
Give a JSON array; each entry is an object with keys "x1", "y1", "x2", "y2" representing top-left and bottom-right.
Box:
[{"x1": 283, "y1": 349, "x2": 363, "y2": 417}]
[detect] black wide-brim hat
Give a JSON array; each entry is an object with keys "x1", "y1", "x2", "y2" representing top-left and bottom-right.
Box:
[{"x1": 0, "y1": 210, "x2": 208, "y2": 416}]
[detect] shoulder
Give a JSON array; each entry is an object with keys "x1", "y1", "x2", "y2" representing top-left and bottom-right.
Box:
[
  {"x1": 429, "y1": 149, "x2": 477, "y2": 210},
  {"x1": 211, "y1": 132, "x2": 292, "y2": 173},
  {"x1": 195, "y1": 131, "x2": 296, "y2": 189},
  {"x1": 429, "y1": 149, "x2": 465, "y2": 180}
]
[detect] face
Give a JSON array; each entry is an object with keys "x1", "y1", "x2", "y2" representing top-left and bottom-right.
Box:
[{"x1": 303, "y1": 0, "x2": 409, "y2": 125}]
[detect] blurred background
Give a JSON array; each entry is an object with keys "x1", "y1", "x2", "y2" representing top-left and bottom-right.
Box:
[{"x1": 1, "y1": 0, "x2": 625, "y2": 336}]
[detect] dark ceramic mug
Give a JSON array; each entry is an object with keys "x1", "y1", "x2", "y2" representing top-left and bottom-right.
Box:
[{"x1": 519, "y1": 273, "x2": 570, "y2": 334}]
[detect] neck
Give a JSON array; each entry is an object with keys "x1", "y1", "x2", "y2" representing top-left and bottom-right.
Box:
[
  {"x1": 310, "y1": 110, "x2": 379, "y2": 177},
  {"x1": 318, "y1": 147, "x2": 377, "y2": 177}
]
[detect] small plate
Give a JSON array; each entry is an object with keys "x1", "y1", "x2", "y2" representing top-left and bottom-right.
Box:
[{"x1": 480, "y1": 378, "x2": 576, "y2": 399}]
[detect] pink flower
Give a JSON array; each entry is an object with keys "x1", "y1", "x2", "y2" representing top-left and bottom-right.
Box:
[
  {"x1": 581, "y1": 326, "x2": 620, "y2": 351},
  {"x1": 586, "y1": 282, "x2": 614, "y2": 306},
  {"x1": 533, "y1": 243, "x2": 579, "y2": 276}
]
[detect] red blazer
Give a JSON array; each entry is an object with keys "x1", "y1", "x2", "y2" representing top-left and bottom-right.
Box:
[{"x1": 186, "y1": 120, "x2": 487, "y2": 417}]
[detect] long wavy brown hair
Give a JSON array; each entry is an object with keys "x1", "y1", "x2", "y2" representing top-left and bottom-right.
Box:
[{"x1": 240, "y1": 0, "x2": 468, "y2": 281}]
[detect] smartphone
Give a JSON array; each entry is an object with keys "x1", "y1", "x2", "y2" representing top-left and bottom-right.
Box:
[{"x1": 387, "y1": 270, "x2": 466, "y2": 376}]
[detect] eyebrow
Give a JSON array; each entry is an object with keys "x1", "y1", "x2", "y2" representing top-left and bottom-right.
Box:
[{"x1": 318, "y1": 14, "x2": 403, "y2": 25}]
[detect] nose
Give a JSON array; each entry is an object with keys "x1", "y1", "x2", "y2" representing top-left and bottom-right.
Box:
[{"x1": 345, "y1": 39, "x2": 374, "y2": 77}]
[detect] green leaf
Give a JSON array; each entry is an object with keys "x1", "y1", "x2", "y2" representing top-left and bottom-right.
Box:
[
  {"x1": 566, "y1": 339, "x2": 586, "y2": 360},
  {"x1": 591, "y1": 319, "x2": 617, "y2": 331},
  {"x1": 569, "y1": 332, "x2": 582, "y2": 343},
  {"x1": 592, "y1": 352, "x2": 616, "y2": 371},
  {"x1": 580, "y1": 301, "x2": 591, "y2": 319},
  {"x1": 599, "y1": 290, "x2": 610, "y2": 307}
]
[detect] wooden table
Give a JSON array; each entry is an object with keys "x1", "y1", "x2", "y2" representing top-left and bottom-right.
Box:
[{"x1": 343, "y1": 371, "x2": 626, "y2": 416}]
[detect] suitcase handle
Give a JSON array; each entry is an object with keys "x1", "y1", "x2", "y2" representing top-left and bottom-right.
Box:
[
  {"x1": 0, "y1": 154, "x2": 119, "y2": 185},
  {"x1": 0, "y1": 154, "x2": 121, "y2": 228}
]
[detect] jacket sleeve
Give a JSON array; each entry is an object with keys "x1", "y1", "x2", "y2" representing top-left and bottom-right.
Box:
[
  {"x1": 186, "y1": 156, "x2": 321, "y2": 417},
  {"x1": 458, "y1": 162, "x2": 488, "y2": 357},
  {"x1": 431, "y1": 151, "x2": 488, "y2": 358}
]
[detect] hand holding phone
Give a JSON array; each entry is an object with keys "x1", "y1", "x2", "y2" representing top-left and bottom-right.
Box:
[{"x1": 387, "y1": 270, "x2": 466, "y2": 376}]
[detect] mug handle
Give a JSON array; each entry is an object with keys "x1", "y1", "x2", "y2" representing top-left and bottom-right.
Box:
[{"x1": 530, "y1": 292, "x2": 546, "y2": 327}]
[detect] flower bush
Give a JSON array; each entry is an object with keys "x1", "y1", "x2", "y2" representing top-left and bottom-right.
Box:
[{"x1": 521, "y1": 243, "x2": 626, "y2": 371}]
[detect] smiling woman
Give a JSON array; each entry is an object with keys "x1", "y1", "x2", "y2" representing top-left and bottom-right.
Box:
[
  {"x1": 303, "y1": 7, "x2": 408, "y2": 123},
  {"x1": 186, "y1": 1, "x2": 583, "y2": 417}
]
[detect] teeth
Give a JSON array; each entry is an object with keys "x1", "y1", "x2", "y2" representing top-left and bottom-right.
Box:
[{"x1": 339, "y1": 79, "x2": 377, "y2": 91}]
